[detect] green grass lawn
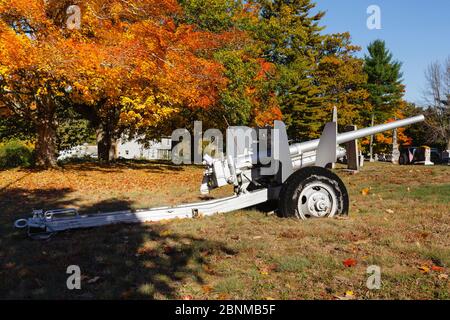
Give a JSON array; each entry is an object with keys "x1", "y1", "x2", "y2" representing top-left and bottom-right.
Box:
[{"x1": 0, "y1": 161, "x2": 449, "y2": 299}]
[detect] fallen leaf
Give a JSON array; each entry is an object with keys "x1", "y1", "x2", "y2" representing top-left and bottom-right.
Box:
[
  {"x1": 385, "y1": 209, "x2": 394, "y2": 214},
  {"x1": 265, "y1": 297, "x2": 275, "y2": 300},
  {"x1": 252, "y1": 236, "x2": 262, "y2": 240},
  {"x1": 438, "y1": 274, "x2": 448, "y2": 280},
  {"x1": 431, "y1": 266, "x2": 445, "y2": 272},
  {"x1": 202, "y1": 285, "x2": 213, "y2": 294},
  {"x1": 259, "y1": 263, "x2": 277, "y2": 275},
  {"x1": 182, "y1": 295, "x2": 193, "y2": 300},
  {"x1": 259, "y1": 266, "x2": 270, "y2": 275},
  {"x1": 217, "y1": 293, "x2": 230, "y2": 300},
  {"x1": 343, "y1": 258, "x2": 357, "y2": 267},
  {"x1": 418, "y1": 266, "x2": 430, "y2": 273},
  {"x1": 361, "y1": 188, "x2": 370, "y2": 196}
]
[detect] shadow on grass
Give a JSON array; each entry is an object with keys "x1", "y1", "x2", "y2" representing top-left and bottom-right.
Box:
[
  {"x1": 0, "y1": 187, "x2": 237, "y2": 299},
  {"x1": 57, "y1": 159, "x2": 187, "y2": 174},
  {"x1": 0, "y1": 187, "x2": 77, "y2": 218},
  {"x1": 0, "y1": 172, "x2": 33, "y2": 192}
]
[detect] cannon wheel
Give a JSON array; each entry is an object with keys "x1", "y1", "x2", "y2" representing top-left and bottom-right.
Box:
[{"x1": 278, "y1": 167, "x2": 349, "y2": 219}]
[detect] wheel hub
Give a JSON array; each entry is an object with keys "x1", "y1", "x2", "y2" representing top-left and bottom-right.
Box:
[{"x1": 298, "y1": 182, "x2": 338, "y2": 218}]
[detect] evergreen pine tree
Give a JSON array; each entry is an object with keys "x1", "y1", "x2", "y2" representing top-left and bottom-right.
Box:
[
  {"x1": 363, "y1": 40, "x2": 404, "y2": 158},
  {"x1": 255, "y1": 0, "x2": 326, "y2": 139},
  {"x1": 364, "y1": 40, "x2": 404, "y2": 122}
]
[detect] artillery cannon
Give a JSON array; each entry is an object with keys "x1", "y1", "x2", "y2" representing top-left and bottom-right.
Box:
[
  {"x1": 14, "y1": 115, "x2": 425, "y2": 239},
  {"x1": 200, "y1": 115, "x2": 424, "y2": 218}
]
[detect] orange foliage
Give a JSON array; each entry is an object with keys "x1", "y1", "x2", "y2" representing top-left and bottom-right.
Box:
[
  {"x1": 249, "y1": 59, "x2": 280, "y2": 126},
  {"x1": 0, "y1": 0, "x2": 233, "y2": 129},
  {"x1": 374, "y1": 109, "x2": 413, "y2": 146},
  {"x1": 255, "y1": 58, "x2": 274, "y2": 80},
  {"x1": 361, "y1": 107, "x2": 413, "y2": 151},
  {"x1": 254, "y1": 105, "x2": 282, "y2": 127}
]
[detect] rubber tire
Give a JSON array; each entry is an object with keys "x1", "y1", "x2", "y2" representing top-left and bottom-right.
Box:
[{"x1": 278, "y1": 166, "x2": 349, "y2": 219}]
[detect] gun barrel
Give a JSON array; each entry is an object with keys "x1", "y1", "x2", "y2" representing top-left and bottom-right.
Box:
[{"x1": 289, "y1": 115, "x2": 425, "y2": 156}]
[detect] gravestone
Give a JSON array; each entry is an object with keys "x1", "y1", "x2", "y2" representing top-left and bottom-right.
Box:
[
  {"x1": 344, "y1": 125, "x2": 359, "y2": 171},
  {"x1": 423, "y1": 146, "x2": 434, "y2": 166},
  {"x1": 359, "y1": 151, "x2": 365, "y2": 167},
  {"x1": 442, "y1": 150, "x2": 450, "y2": 165},
  {"x1": 392, "y1": 128, "x2": 400, "y2": 164}
]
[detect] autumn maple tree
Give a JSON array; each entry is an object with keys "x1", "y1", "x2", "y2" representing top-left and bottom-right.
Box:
[
  {"x1": 0, "y1": 0, "x2": 76, "y2": 167},
  {"x1": 0, "y1": 0, "x2": 231, "y2": 166},
  {"x1": 185, "y1": 0, "x2": 371, "y2": 139},
  {"x1": 313, "y1": 33, "x2": 370, "y2": 137},
  {"x1": 1, "y1": 0, "x2": 416, "y2": 168},
  {"x1": 179, "y1": 0, "x2": 282, "y2": 131}
]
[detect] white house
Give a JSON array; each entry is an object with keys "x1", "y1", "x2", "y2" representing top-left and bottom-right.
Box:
[
  {"x1": 58, "y1": 137, "x2": 172, "y2": 161},
  {"x1": 117, "y1": 137, "x2": 172, "y2": 160},
  {"x1": 57, "y1": 144, "x2": 98, "y2": 161}
]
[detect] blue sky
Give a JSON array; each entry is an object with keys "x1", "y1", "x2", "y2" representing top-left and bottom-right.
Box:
[{"x1": 314, "y1": 0, "x2": 450, "y2": 105}]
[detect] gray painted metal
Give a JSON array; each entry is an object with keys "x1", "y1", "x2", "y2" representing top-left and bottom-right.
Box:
[
  {"x1": 291, "y1": 148, "x2": 346, "y2": 170},
  {"x1": 315, "y1": 122, "x2": 338, "y2": 168},
  {"x1": 345, "y1": 125, "x2": 359, "y2": 171},
  {"x1": 273, "y1": 121, "x2": 294, "y2": 182},
  {"x1": 14, "y1": 114, "x2": 426, "y2": 238},
  {"x1": 289, "y1": 115, "x2": 425, "y2": 156},
  {"x1": 20, "y1": 189, "x2": 270, "y2": 234}
]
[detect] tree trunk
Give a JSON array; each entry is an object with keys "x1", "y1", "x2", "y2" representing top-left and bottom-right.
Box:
[
  {"x1": 447, "y1": 137, "x2": 450, "y2": 151},
  {"x1": 96, "y1": 122, "x2": 118, "y2": 163},
  {"x1": 35, "y1": 106, "x2": 58, "y2": 168},
  {"x1": 77, "y1": 102, "x2": 119, "y2": 164}
]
